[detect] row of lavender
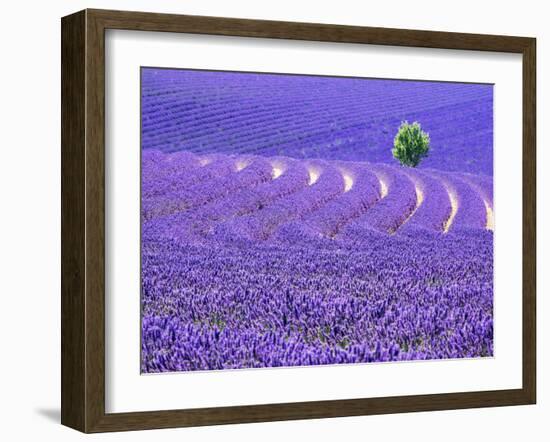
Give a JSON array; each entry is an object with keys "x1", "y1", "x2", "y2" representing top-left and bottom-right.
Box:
[
  {"x1": 142, "y1": 150, "x2": 492, "y2": 244},
  {"x1": 141, "y1": 68, "x2": 493, "y2": 175}
]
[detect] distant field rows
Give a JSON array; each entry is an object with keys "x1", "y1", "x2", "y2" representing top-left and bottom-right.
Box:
[
  {"x1": 142, "y1": 150, "x2": 494, "y2": 244},
  {"x1": 141, "y1": 69, "x2": 493, "y2": 175}
]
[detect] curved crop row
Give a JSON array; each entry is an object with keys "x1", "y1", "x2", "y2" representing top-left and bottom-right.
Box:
[
  {"x1": 433, "y1": 172, "x2": 488, "y2": 232},
  {"x1": 463, "y1": 174, "x2": 493, "y2": 207},
  {"x1": 142, "y1": 150, "x2": 200, "y2": 186},
  {"x1": 142, "y1": 156, "x2": 273, "y2": 221},
  {"x1": 141, "y1": 151, "x2": 493, "y2": 241},
  {"x1": 142, "y1": 155, "x2": 237, "y2": 220},
  {"x1": 340, "y1": 165, "x2": 417, "y2": 239},
  {"x1": 141, "y1": 150, "x2": 209, "y2": 199},
  {"x1": 211, "y1": 162, "x2": 345, "y2": 241},
  {"x1": 145, "y1": 159, "x2": 311, "y2": 240},
  {"x1": 274, "y1": 163, "x2": 381, "y2": 241},
  {"x1": 397, "y1": 170, "x2": 452, "y2": 236},
  {"x1": 458, "y1": 173, "x2": 494, "y2": 229}
]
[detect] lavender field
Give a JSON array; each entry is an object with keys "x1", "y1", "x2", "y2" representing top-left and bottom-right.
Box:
[{"x1": 141, "y1": 68, "x2": 494, "y2": 373}]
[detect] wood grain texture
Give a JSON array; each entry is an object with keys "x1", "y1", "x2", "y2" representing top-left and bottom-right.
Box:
[
  {"x1": 61, "y1": 10, "x2": 86, "y2": 431},
  {"x1": 60, "y1": 8, "x2": 537, "y2": 433},
  {"x1": 522, "y1": 38, "x2": 537, "y2": 404},
  {"x1": 85, "y1": 9, "x2": 107, "y2": 433}
]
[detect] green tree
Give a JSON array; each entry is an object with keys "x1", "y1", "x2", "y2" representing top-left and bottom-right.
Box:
[{"x1": 392, "y1": 121, "x2": 430, "y2": 167}]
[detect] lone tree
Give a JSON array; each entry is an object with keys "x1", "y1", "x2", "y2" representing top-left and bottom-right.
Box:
[{"x1": 392, "y1": 121, "x2": 430, "y2": 167}]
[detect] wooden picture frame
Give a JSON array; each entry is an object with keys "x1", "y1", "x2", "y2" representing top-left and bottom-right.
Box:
[{"x1": 61, "y1": 8, "x2": 536, "y2": 433}]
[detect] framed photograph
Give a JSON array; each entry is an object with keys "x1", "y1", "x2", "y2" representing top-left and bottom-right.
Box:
[{"x1": 61, "y1": 9, "x2": 536, "y2": 433}]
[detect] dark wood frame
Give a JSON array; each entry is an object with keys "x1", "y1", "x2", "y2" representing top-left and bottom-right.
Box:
[{"x1": 61, "y1": 8, "x2": 536, "y2": 433}]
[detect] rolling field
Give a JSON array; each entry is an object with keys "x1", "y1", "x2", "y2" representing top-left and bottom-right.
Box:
[
  {"x1": 140, "y1": 69, "x2": 493, "y2": 373},
  {"x1": 142, "y1": 69, "x2": 493, "y2": 174}
]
